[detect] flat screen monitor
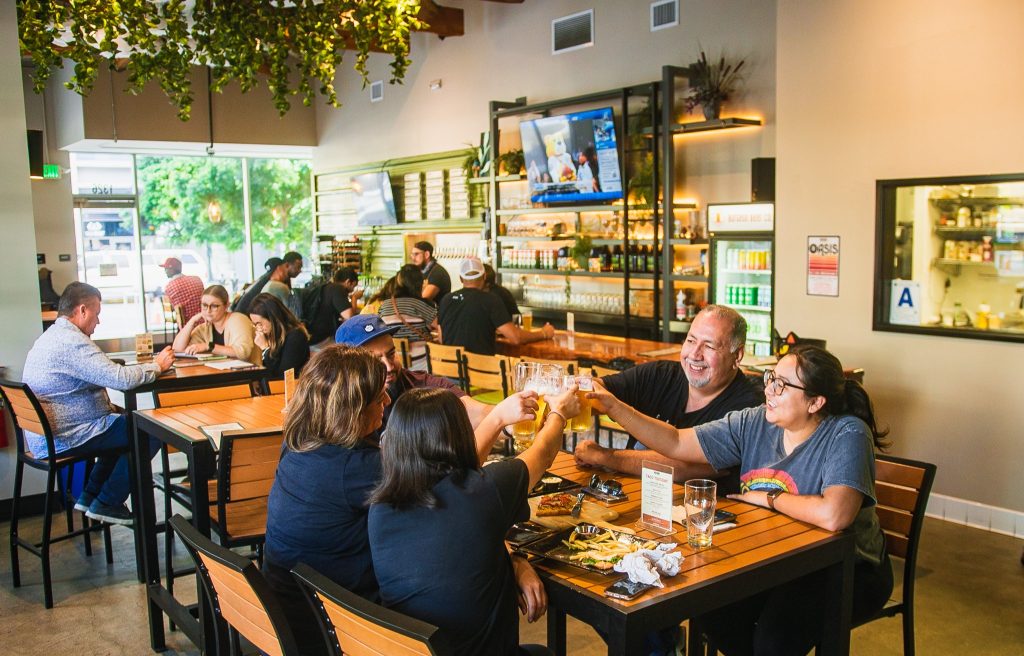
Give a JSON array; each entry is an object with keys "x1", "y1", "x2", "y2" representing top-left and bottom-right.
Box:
[
  {"x1": 519, "y1": 107, "x2": 623, "y2": 204},
  {"x1": 351, "y1": 171, "x2": 398, "y2": 226}
]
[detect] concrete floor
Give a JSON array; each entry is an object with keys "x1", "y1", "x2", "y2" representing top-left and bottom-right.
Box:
[{"x1": 0, "y1": 514, "x2": 1021, "y2": 655}]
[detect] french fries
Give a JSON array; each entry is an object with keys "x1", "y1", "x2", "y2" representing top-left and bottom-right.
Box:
[{"x1": 560, "y1": 530, "x2": 659, "y2": 565}]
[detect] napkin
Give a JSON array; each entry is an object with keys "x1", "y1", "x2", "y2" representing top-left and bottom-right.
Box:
[{"x1": 612, "y1": 543, "x2": 682, "y2": 586}]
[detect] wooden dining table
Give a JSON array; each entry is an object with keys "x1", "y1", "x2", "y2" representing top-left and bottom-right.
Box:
[
  {"x1": 533, "y1": 452, "x2": 856, "y2": 656},
  {"x1": 131, "y1": 388, "x2": 281, "y2": 652}
]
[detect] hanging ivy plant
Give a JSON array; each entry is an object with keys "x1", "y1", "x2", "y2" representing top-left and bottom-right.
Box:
[{"x1": 17, "y1": 0, "x2": 425, "y2": 121}]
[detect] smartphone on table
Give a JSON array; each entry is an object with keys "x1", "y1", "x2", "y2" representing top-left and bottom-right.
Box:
[{"x1": 604, "y1": 578, "x2": 655, "y2": 601}]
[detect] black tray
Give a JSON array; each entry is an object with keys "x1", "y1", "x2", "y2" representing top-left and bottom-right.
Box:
[
  {"x1": 516, "y1": 524, "x2": 667, "y2": 576},
  {"x1": 505, "y1": 521, "x2": 557, "y2": 549},
  {"x1": 529, "y1": 472, "x2": 582, "y2": 497}
]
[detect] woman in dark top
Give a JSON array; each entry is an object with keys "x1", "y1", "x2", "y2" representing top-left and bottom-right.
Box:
[
  {"x1": 262, "y1": 346, "x2": 389, "y2": 656},
  {"x1": 248, "y1": 293, "x2": 310, "y2": 377},
  {"x1": 367, "y1": 385, "x2": 580, "y2": 656}
]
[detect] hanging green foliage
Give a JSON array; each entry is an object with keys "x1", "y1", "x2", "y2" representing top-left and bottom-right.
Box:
[{"x1": 17, "y1": 0, "x2": 425, "y2": 121}]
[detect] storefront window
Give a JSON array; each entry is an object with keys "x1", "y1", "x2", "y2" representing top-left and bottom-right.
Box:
[
  {"x1": 70, "y1": 153, "x2": 312, "y2": 339},
  {"x1": 874, "y1": 173, "x2": 1024, "y2": 342}
]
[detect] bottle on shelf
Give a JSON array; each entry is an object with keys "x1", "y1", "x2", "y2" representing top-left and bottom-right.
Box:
[{"x1": 611, "y1": 244, "x2": 623, "y2": 272}]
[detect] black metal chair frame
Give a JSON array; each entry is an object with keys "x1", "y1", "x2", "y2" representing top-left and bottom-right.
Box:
[
  {"x1": 169, "y1": 514, "x2": 300, "y2": 656},
  {"x1": 1, "y1": 379, "x2": 114, "y2": 608},
  {"x1": 291, "y1": 562, "x2": 451, "y2": 656}
]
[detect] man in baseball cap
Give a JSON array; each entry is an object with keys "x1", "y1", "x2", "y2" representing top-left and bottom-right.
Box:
[
  {"x1": 335, "y1": 314, "x2": 492, "y2": 429},
  {"x1": 160, "y1": 256, "x2": 204, "y2": 322},
  {"x1": 438, "y1": 257, "x2": 554, "y2": 356}
]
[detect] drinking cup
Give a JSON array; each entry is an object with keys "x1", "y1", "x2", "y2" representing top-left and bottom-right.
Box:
[
  {"x1": 561, "y1": 374, "x2": 593, "y2": 433},
  {"x1": 521, "y1": 308, "x2": 534, "y2": 332},
  {"x1": 684, "y1": 479, "x2": 717, "y2": 549},
  {"x1": 512, "y1": 362, "x2": 540, "y2": 446}
]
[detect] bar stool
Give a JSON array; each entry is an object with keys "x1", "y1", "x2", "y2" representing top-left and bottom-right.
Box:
[{"x1": 0, "y1": 379, "x2": 115, "y2": 608}]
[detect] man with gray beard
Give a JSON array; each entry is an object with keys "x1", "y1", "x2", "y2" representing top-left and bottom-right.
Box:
[{"x1": 574, "y1": 305, "x2": 762, "y2": 490}]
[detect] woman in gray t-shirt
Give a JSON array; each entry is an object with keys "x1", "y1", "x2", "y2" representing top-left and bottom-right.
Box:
[{"x1": 588, "y1": 345, "x2": 893, "y2": 655}]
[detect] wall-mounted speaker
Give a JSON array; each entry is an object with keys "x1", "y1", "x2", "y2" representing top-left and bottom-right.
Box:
[
  {"x1": 751, "y1": 157, "x2": 775, "y2": 202},
  {"x1": 27, "y1": 130, "x2": 44, "y2": 179}
]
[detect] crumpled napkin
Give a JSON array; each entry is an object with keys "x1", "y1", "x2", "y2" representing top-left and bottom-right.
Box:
[{"x1": 612, "y1": 543, "x2": 682, "y2": 587}]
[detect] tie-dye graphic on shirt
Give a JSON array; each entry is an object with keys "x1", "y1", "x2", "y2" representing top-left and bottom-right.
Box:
[{"x1": 740, "y1": 468, "x2": 799, "y2": 494}]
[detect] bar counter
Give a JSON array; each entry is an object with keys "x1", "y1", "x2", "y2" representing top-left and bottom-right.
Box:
[{"x1": 497, "y1": 330, "x2": 683, "y2": 364}]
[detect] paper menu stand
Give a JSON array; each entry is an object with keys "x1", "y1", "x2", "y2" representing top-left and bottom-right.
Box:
[
  {"x1": 199, "y1": 422, "x2": 244, "y2": 451},
  {"x1": 638, "y1": 460, "x2": 675, "y2": 535},
  {"x1": 135, "y1": 333, "x2": 154, "y2": 359},
  {"x1": 283, "y1": 368, "x2": 295, "y2": 408}
]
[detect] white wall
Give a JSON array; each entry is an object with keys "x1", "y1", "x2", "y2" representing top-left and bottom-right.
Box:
[
  {"x1": 777, "y1": 0, "x2": 1024, "y2": 511},
  {"x1": 1, "y1": 2, "x2": 47, "y2": 500}
]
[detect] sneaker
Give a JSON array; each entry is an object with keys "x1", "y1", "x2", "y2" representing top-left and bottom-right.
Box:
[
  {"x1": 73, "y1": 492, "x2": 95, "y2": 513},
  {"x1": 86, "y1": 501, "x2": 134, "y2": 527}
]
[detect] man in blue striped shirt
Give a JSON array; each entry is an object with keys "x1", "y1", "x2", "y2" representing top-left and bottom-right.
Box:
[{"x1": 23, "y1": 282, "x2": 174, "y2": 526}]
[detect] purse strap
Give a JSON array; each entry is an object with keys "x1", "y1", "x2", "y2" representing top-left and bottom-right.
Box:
[{"x1": 390, "y1": 296, "x2": 433, "y2": 342}]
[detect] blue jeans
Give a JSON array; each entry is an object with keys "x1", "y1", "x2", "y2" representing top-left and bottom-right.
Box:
[{"x1": 60, "y1": 415, "x2": 160, "y2": 507}]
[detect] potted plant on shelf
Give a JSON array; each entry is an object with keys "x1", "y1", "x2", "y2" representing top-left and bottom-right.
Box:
[
  {"x1": 683, "y1": 50, "x2": 746, "y2": 121},
  {"x1": 498, "y1": 149, "x2": 525, "y2": 176}
]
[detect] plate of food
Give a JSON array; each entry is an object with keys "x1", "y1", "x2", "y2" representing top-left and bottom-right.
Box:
[
  {"x1": 528, "y1": 493, "x2": 619, "y2": 529},
  {"x1": 529, "y1": 472, "x2": 582, "y2": 497},
  {"x1": 517, "y1": 523, "x2": 671, "y2": 575}
]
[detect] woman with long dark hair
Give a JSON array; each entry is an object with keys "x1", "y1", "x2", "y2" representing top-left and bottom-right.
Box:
[
  {"x1": 588, "y1": 344, "x2": 893, "y2": 655},
  {"x1": 248, "y1": 292, "x2": 310, "y2": 377},
  {"x1": 368, "y1": 386, "x2": 580, "y2": 656},
  {"x1": 378, "y1": 264, "x2": 438, "y2": 370}
]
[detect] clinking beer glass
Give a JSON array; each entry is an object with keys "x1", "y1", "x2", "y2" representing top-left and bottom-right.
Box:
[
  {"x1": 561, "y1": 374, "x2": 593, "y2": 434},
  {"x1": 512, "y1": 362, "x2": 563, "y2": 452}
]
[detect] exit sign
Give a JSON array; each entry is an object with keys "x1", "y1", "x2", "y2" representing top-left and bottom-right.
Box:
[{"x1": 42, "y1": 164, "x2": 60, "y2": 179}]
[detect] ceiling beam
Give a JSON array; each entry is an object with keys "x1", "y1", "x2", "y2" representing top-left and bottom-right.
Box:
[{"x1": 416, "y1": 1, "x2": 465, "y2": 38}]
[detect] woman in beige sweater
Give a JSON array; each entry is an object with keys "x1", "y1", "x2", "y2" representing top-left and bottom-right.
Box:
[{"x1": 171, "y1": 284, "x2": 260, "y2": 365}]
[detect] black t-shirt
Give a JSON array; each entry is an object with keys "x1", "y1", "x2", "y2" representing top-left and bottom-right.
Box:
[
  {"x1": 307, "y1": 283, "x2": 352, "y2": 344},
  {"x1": 423, "y1": 260, "x2": 452, "y2": 305},
  {"x1": 212, "y1": 327, "x2": 225, "y2": 346},
  {"x1": 602, "y1": 361, "x2": 763, "y2": 493},
  {"x1": 490, "y1": 285, "x2": 520, "y2": 317},
  {"x1": 439, "y1": 288, "x2": 513, "y2": 356},
  {"x1": 368, "y1": 458, "x2": 530, "y2": 656},
  {"x1": 262, "y1": 327, "x2": 311, "y2": 378}
]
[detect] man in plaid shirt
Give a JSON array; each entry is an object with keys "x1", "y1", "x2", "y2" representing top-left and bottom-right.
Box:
[{"x1": 160, "y1": 257, "x2": 204, "y2": 322}]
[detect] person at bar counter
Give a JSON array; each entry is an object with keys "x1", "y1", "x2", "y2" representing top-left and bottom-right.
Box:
[
  {"x1": 22, "y1": 282, "x2": 174, "y2": 526},
  {"x1": 574, "y1": 305, "x2": 762, "y2": 489},
  {"x1": 263, "y1": 346, "x2": 538, "y2": 656},
  {"x1": 368, "y1": 384, "x2": 580, "y2": 656},
  {"x1": 306, "y1": 266, "x2": 360, "y2": 347},
  {"x1": 377, "y1": 264, "x2": 439, "y2": 370},
  {"x1": 484, "y1": 262, "x2": 520, "y2": 317},
  {"x1": 410, "y1": 240, "x2": 451, "y2": 304},
  {"x1": 439, "y1": 257, "x2": 554, "y2": 356},
  {"x1": 587, "y1": 345, "x2": 893, "y2": 655},
  {"x1": 335, "y1": 314, "x2": 494, "y2": 429},
  {"x1": 171, "y1": 284, "x2": 261, "y2": 365},
  {"x1": 248, "y1": 293, "x2": 310, "y2": 378},
  {"x1": 159, "y1": 256, "x2": 204, "y2": 322}
]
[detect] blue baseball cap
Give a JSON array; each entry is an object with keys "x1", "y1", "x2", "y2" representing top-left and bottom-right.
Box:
[{"x1": 335, "y1": 314, "x2": 401, "y2": 347}]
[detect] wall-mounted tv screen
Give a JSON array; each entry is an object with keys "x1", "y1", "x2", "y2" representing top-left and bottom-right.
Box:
[
  {"x1": 351, "y1": 171, "x2": 398, "y2": 226},
  {"x1": 519, "y1": 107, "x2": 623, "y2": 204}
]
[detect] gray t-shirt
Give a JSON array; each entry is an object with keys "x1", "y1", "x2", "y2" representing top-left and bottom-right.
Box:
[{"x1": 695, "y1": 406, "x2": 885, "y2": 566}]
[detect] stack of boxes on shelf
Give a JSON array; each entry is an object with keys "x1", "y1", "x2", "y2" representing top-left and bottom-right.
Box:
[
  {"x1": 449, "y1": 167, "x2": 470, "y2": 218},
  {"x1": 424, "y1": 170, "x2": 446, "y2": 220},
  {"x1": 404, "y1": 172, "x2": 423, "y2": 221}
]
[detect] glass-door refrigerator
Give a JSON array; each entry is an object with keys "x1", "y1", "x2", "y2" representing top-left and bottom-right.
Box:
[{"x1": 707, "y1": 202, "x2": 776, "y2": 357}]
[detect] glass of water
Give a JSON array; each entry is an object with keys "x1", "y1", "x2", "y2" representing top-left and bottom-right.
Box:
[{"x1": 684, "y1": 479, "x2": 717, "y2": 549}]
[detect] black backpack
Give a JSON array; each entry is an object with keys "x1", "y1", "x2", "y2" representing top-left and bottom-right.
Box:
[
  {"x1": 297, "y1": 277, "x2": 330, "y2": 325},
  {"x1": 231, "y1": 269, "x2": 275, "y2": 314}
]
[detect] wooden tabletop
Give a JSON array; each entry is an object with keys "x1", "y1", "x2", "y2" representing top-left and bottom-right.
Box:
[
  {"x1": 498, "y1": 330, "x2": 682, "y2": 364},
  {"x1": 135, "y1": 394, "x2": 286, "y2": 443},
  {"x1": 534, "y1": 451, "x2": 839, "y2": 608}
]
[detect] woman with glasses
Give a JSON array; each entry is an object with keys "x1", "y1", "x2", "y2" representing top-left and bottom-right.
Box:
[
  {"x1": 367, "y1": 385, "x2": 579, "y2": 656},
  {"x1": 171, "y1": 284, "x2": 260, "y2": 365},
  {"x1": 587, "y1": 344, "x2": 892, "y2": 655},
  {"x1": 247, "y1": 292, "x2": 311, "y2": 377}
]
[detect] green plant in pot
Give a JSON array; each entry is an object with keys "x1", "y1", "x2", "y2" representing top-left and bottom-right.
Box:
[
  {"x1": 498, "y1": 149, "x2": 525, "y2": 176},
  {"x1": 570, "y1": 235, "x2": 593, "y2": 270},
  {"x1": 683, "y1": 50, "x2": 746, "y2": 121}
]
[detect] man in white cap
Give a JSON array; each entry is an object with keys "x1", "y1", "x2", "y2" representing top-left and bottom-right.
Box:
[
  {"x1": 438, "y1": 257, "x2": 554, "y2": 356},
  {"x1": 160, "y1": 256, "x2": 204, "y2": 322}
]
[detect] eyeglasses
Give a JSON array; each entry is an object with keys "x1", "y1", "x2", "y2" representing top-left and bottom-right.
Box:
[
  {"x1": 763, "y1": 370, "x2": 807, "y2": 396},
  {"x1": 201, "y1": 303, "x2": 223, "y2": 310}
]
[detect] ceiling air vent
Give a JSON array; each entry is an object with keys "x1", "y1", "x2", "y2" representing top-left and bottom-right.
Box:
[
  {"x1": 552, "y1": 9, "x2": 594, "y2": 55},
  {"x1": 369, "y1": 80, "x2": 384, "y2": 103},
  {"x1": 651, "y1": 0, "x2": 678, "y2": 31}
]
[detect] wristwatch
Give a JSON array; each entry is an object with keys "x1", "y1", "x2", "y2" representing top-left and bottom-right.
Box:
[{"x1": 766, "y1": 488, "x2": 784, "y2": 511}]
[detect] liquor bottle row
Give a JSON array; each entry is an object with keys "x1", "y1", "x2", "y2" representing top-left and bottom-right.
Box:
[
  {"x1": 501, "y1": 245, "x2": 666, "y2": 273},
  {"x1": 725, "y1": 249, "x2": 771, "y2": 271},
  {"x1": 724, "y1": 284, "x2": 772, "y2": 308},
  {"x1": 742, "y1": 314, "x2": 773, "y2": 342}
]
